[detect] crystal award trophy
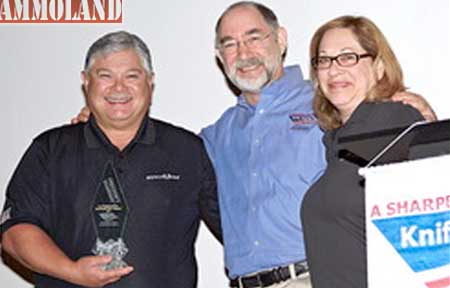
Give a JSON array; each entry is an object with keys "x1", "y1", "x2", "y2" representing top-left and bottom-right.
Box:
[{"x1": 92, "y1": 162, "x2": 129, "y2": 270}]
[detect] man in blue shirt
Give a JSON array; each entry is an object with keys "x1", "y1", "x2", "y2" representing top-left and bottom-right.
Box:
[{"x1": 200, "y1": 2, "x2": 324, "y2": 288}]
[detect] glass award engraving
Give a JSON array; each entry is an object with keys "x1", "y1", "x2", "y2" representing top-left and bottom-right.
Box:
[{"x1": 92, "y1": 162, "x2": 129, "y2": 270}]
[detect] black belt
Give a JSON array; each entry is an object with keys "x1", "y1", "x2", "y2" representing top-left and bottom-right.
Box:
[{"x1": 229, "y1": 261, "x2": 308, "y2": 288}]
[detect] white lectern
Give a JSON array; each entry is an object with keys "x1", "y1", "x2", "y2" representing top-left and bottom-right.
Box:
[{"x1": 360, "y1": 155, "x2": 450, "y2": 288}]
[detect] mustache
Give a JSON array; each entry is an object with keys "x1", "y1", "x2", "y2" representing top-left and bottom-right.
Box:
[
  {"x1": 104, "y1": 93, "x2": 132, "y2": 103},
  {"x1": 105, "y1": 93, "x2": 131, "y2": 100},
  {"x1": 234, "y1": 57, "x2": 263, "y2": 69}
]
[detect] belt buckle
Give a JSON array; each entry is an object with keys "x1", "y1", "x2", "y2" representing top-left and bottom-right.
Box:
[{"x1": 237, "y1": 274, "x2": 263, "y2": 288}]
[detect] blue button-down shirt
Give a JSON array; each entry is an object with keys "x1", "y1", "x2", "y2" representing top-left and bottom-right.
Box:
[{"x1": 200, "y1": 65, "x2": 327, "y2": 278}]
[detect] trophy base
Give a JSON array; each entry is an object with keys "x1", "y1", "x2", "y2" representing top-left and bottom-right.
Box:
[{"x1": 93, "y1": 238, "x2": 129, "y2": 270}]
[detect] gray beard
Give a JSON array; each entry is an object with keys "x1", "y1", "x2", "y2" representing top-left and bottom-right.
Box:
[
  {"x1": 226, "y1": 54, "x2": 280, "y2": 93},
  {"x1": 230, "y1": 70, "x2": 271, "y2": 93}
]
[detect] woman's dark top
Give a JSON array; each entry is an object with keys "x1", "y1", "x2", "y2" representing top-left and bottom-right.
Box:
[{"x1": 301, "y1": 102, "x2": 424, "y2": 288}]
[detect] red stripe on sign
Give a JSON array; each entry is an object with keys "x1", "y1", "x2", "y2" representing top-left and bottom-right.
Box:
[{"x1": 426, "y1": 277, "x2": 450, "y2": 288}]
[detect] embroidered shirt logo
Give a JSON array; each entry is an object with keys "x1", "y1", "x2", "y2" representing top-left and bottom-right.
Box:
[
  {"x1": 289, "y1": 113, "x2": 317, "y2": 129},
  {"x1": 0, "y1": 207, "x2": 11, "y2": 225},
  {"x1": 146, "y1": 173, "x2": 181, "y2": 181}
]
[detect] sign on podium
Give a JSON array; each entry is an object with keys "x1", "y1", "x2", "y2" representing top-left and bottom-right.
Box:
[{"x1": 360, "y1": 155, "x2": 450, "y2": 288}]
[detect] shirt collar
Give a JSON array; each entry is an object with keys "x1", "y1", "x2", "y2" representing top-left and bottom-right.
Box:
[
  {"x1": 324, "y1": 102, "x2": 373, "y2": 150},
  {"x1": 342, "y1": 102, "x2": 372, "y2": 128},
  {"x1": 84, "y1": 116, "x2": 156, "y2": 149},
  {"x1": 263, "y1": 65, "x2": 304, "y2": 95}
]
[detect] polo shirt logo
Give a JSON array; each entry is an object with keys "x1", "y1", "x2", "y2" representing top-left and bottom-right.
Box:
[
  {"x1": 289, "y1": 113, "x2": 317, "y2": 129},
  {"x1": 146, "y1": 173, "x2": 181, "y2": 181}
]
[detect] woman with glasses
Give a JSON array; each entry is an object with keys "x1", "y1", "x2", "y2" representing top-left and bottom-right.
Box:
[{"x1": 300, "y1": 16, "x2": 424, "y2": 288}]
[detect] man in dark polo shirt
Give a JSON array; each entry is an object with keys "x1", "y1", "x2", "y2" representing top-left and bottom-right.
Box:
[{"x1": 0, "y1": 31, "x2": 221, "y2": 288}]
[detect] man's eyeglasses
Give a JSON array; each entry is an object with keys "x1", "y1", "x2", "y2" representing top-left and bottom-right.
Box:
[
  {"x1": 311, "y1": 52, "x2": 373, "y2": 70},
  {"x1": 217, "y1": 31, "x2": 273, "y2": 55}
]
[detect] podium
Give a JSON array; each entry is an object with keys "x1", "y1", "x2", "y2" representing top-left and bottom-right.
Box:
[
  {"x1": 341, "y1": 119, "x2": 450, "y2": 288},
  {"x1": 361, "y1": 156, "x2": 450, "y2": 288}
]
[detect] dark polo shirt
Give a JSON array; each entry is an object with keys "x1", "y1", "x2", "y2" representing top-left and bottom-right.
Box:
[{"x1": 0, "y1": 117, "x2": 221, "y2": 288}]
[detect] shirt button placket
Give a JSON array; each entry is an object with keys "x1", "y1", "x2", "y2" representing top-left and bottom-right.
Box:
[{"x1": 249, "y1": 105, "x2": 265, "y2": 251}]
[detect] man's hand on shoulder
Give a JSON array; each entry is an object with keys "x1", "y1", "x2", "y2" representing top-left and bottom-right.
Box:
[
  {"x1": 392, "y1": 91, "x2": 437, "y2": 122},
  {"x1": 71, "y1": 106, "x2": 91, "y2": 124}
]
